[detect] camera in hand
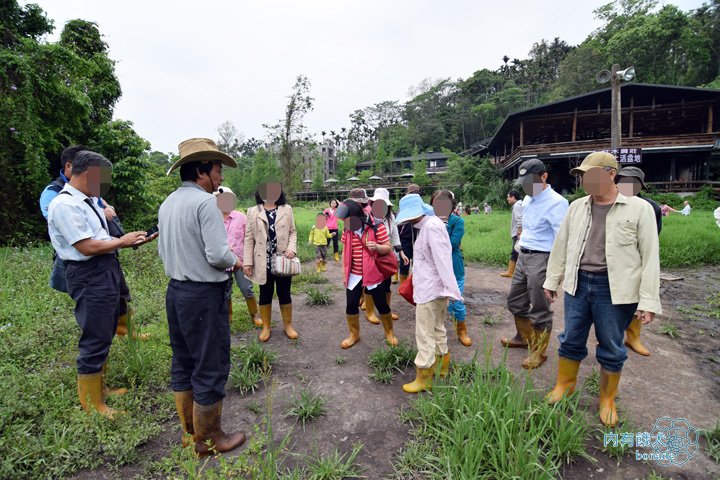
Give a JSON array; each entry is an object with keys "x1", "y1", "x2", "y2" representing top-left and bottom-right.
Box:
[{"x1": 146, "y1": 225, "x2": 159, "y2": 237}]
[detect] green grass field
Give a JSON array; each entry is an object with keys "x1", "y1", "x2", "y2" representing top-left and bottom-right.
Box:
[{"x1": 0, "y1": 205, "x2": 718, "y2": 478}]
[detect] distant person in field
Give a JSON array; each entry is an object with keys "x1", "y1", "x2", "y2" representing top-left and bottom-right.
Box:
[
  {"x1": 499, "y1": 189, "x2": 523, "y2": 278},
  {"x1": 397, "y1": 183, "x2": 421, "y2": 286},
  {"x1": 308, "y1": 212, "x2": 335, "y2": 273},
  {"x1": 431, "y1": 189, "x2": 471, "y2": 347},
  {"x1": 680, "y1": 200, "x2": 692, "y2": 215},
  {"x1": 395, "y1": 194, "x2": 462, "y2": 393},
  {"x1": 47, "y1": 151, "x2": 149, "y2": 418},
  {"x1": 323, "y1": 199, "x2": 341, "y2": 262},
  {"x1": 158, "y1": 138, "x2": 245, "y2": 455},
  {"x1": 484, "y1": 203, "x2": 492, "y2": 214},
  {"x1": 616, "y1": 166, "x2": 662, "y2": 357},
  {"x1": 501, "y1": 159, "x2": 568, "y2": 370},
  {"x1": 715, "y1": 206, "x2": 720, "y2": 228},
  {"x1": 544, "y1": 152, "x2": 660, "y2": 428},
  {"x1": 214, "y1": 186, "x2": 261, "y2": 327}
]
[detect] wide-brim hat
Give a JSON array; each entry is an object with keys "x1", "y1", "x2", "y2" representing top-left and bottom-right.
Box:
[
  {"x1": 167, "y1": 138, "x2": 237, "y2": 176},
  {"x1": 213, "y1": 185, "x2": 236, "y2": 197},
  {"x1": 369, "y1": 187, "x2": 393, "y2": 206},
  {"x1": 616, "y1": 166, "x2": 646, "y2": 188},
  {"x1": 569, "y1": 151, "x2": 619, "y2": 176},
  {"x1": 395, "y1": 194, "x2": 434, "y2": 225},
  {"x1": 348, "y1": 188, "x2": 370, "y2": 203}
]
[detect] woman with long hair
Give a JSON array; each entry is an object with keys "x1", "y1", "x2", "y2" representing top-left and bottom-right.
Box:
[{"x1": 243, "y1": 181, "x2": 298, "y2": 342}]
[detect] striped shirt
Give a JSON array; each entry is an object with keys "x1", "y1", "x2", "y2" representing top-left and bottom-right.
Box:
[{"x1": 350, "y1": 223, "x2": 389, "y2": 276}]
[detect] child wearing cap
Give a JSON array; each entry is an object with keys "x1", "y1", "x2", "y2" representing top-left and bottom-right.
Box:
[{"x1": 308, "y1": 213, "x2": 335, "y2": 272}]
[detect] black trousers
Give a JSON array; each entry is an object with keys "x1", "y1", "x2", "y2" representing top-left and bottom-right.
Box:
[
  {"x1": 166, "y1": 278, "x2": 232, "y2": 405},
  {"x1": 510, "y1": 236, "x2": 519, "y2": 262},
  {"x1": 65, "y1": 254, "x2": 121, "y2": 374},
  {"x1": 259, "y1": 268, "x2": 292, "y2": 305},
  {"x1": 346, "y1": 281, "x2": 390, "y2": 315},
  {"x1": 327, "y1": 229, "x2": 339, "y2": 254},
  {"x1": 399, "y1": 239, "x2": 414, "y2": 275}
]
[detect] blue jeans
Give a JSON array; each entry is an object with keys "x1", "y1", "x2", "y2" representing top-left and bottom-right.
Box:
[
  {"x1": 558, "y1": 271, "x2": 637, "y2": 372},
  {"x1": 448, "y1": 276, "x2": 466, "y2": 322}
]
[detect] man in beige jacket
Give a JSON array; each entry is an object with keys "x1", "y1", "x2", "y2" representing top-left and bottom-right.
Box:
[{"x1": 542, "y1": 152, "x2": 661, "y2": 427}]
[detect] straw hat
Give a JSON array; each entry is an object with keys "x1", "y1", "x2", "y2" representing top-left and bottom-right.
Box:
[{"x1": 167, "y1": 138, "x2": 237, "y2": 176}]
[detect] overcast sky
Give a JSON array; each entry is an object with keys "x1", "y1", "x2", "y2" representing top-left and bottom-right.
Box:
[{"x1": 36, "y1": 0, "x2": 704, "y2": 153}]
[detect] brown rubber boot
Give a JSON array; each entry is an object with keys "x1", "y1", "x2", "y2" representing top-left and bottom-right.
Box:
[
  {"x1": 364, "y1": 293, "x2": 380, "y2": 324},
  {"x1": 359, "y1": 294, "x2": 366, "y2": 311},
  {"x1": 101, "y1": 361, "x2": 127, "y2": 396},
  {"x1": 522, "y1": 327, "x2": 550, "y2": 370},
  {"x1": 341, "y1": 314, "x2": 361, "y2": 349},
  {"x1": 435, "y1": 352, "x2": 451, "y2": 378},
  {"x1": 174, "y1": 390, "x2": 194, "y2": 447},
  {"x1": 246, "y1": 297, "x2": 262, "y2": 327},
  {"x1": 402, "y1": 366, "x2": 434, "y2": 393},
  {"x1": 193, "y1": 400, "x2": 246, "y2": 456},
  {"x1": 599, "y1": 369, "x2": 621, "y2": 427},
  {"x1": 546, "y1": 358, "x2": 581, "y2": 404},
  {"x1": 456, "y1": 321, "x2": 472, "y2": 347},
  {"x1": 500, "y1": 316, "x2": 531, "y2": 348},
  {"x1": 280, "y1": 304, "x2": 298, "y2": 339},
  {"x1": 386, "y1": 292, "x2": 399, "y2": 320},
  {"x1": 624, "y1": 315, "x2": 650, "y2": 356},
  {"x1": 258, "y1": 304, "x2": 272, "y2": 342},
  {"x1": 499, "y1": 260, "x2": 517, "y2": 278},
  {"x1": 116, "y1": 308, "x2": 150, "y2": 340},
  {"x1": 380, "y1": 312, "x2": 398, "y2": 346},
  {"x1": 77, "y1": 372, "x2": 120, "y2": 418}
]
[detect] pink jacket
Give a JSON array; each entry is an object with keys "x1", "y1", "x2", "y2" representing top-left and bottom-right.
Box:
[
  {"x1": 224, "y1": 210, "x2": 246, "y2": 259},
  {"x1": 341, "y1": 223, "x2": 388, "y2": 288},
  {"x1": 323, "y1": 207, "x2": 339, "y2": 230},
  {"x1": 412, "y1": 215, "x2": 463, "y2": 304}
]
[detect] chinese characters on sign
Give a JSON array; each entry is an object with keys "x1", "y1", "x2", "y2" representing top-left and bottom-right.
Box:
[
  {"x1": 607, "y1": 147, "x2": 643, "y2": 164},
  {"x1": 603, "y1": 417, "x2": 700, "y2": 467}
]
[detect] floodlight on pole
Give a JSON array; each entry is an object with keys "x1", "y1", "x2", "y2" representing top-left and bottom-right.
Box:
[{"x1": 596, "y1": 64, "x2": 635, "y2": 148}]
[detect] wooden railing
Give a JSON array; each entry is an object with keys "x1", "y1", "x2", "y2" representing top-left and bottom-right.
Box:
[
  {"x1": 645, "y1": 180, "x2": 720, "y2": 193},
  {"x1": 495, "y1": 133, "x2": 717, "y2": 168}
]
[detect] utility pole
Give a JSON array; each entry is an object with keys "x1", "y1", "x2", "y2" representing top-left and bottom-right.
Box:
[{"x1": 611, "y1": 64, "x2": 622, "y2": 148}]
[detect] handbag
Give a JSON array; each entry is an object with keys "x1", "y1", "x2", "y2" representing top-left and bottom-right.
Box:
[
  {"x1": 398, "y1": 273, "x2": 415, "y2": 306},
  {"x1": 270, "y1": 253, "x2": 301, "y2": 277},
  {"x1": 363, "y1": 223, "x2": 398, "y2": 279}
]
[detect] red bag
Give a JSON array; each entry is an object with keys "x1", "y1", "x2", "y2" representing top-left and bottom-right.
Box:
[
  {"x1": 398, "y1": 273, "x2": 415, "y2": 306},
  {"x1": 363, "y1": 224, "x2": 398, "y2": 279}
]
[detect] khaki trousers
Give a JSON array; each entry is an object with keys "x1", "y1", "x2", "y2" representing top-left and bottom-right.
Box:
[{"x1": 414, "y1": 298, "x2": 449, "y2": 369}]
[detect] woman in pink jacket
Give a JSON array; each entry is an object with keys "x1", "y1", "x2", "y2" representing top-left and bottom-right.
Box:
[
  {"x1": 335, "y1": 197, "x2": 398, "y2": 349},
  {"x1": 323, "y1": 199, "x2": 341, "y2": 261}
]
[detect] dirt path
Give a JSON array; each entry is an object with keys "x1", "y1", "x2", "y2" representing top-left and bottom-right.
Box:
[{"x1": 73, "y1": 261, "x2": 720, "y2": 480}]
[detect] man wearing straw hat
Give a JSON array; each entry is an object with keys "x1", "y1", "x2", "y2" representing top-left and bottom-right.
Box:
[{"x1": 158, "y1": 138, "x2": 245, "y2": 455}]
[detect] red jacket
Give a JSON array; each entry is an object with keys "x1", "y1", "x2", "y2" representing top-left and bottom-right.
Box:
[{"x1": 341, "y1": 221, "x2": 389, "y2": 288}]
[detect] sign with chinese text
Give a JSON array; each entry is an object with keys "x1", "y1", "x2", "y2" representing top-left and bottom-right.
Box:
[{"x1": 607, "y1": 147, "x2": 642, "y2": 164}]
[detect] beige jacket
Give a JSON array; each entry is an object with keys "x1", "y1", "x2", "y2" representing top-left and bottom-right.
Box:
[
  {"x1": 543, "y1": 193, "x2": 662, "y2": 314},
  {"x1": 243, "y1": 204, "x2": 298, "y2": 285}
]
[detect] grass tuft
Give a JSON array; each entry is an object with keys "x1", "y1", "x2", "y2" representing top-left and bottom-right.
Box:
[
  {"x1": 229, "y1": 341, "x2": 277, "y2": 395},
  {"x1": 305, "y1": 287, "x2": 333, "y2": 306},
  {"x1": 286, "y1": 388, "x2": 328, "y2": 426},
  {"x1": 367, "y1": 342, "x2": 416, "y2": 384},
  {"x1": 656, "y1": 321, "x2": 680, "y2": 338},
  {"x1": 702, "y1": 420, "x2": 720, "y2": 463}
]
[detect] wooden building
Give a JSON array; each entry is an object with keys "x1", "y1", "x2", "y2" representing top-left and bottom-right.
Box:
[{"x1": 464, "y1": 83, "x2": 720, "y2": 194}]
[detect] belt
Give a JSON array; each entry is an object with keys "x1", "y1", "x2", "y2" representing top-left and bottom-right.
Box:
[
  {"x1": 579, "y1": 269, "x2": 608, "y2": 276},
  {"x1": 520, "y1": 248, "x2": 549, "y2": 254}
]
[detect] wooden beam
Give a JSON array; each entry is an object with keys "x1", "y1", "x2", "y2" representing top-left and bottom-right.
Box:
[
  {"x1": 629, "y1": 96, "x2": 634, "y2": 138},
  {"x1": 572, "y1": 108, "x2": 577, "y2": 142},
  {"x1": 708, "y1": 105, "x2": 714, "y2": 133},
  {"x1": 520, "y1": 121, "x2": 524, "y2": 147}
]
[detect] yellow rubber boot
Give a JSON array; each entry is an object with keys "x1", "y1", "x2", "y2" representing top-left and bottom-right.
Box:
[
  {"x1": 364, "y1": 293, "x2": 380, "y2": 324},
  {"x1": 522, "y1": 327, "x2": 550, "y2": 370},
  {"x1": 116, "y1": 308, "x2": 150, "y2": 340},
  {"x1": 102, "y1": 361, "x2": 127, "y2": 396},
  {"x1": 546, "y1": 357, "x2": 581, "y2": 404},
  {"x1": 386, "y1": 292, "x2": 399, "y2": 320},
  {"x1": 599, "y1": 369, "x2": 621, "y2": 427},
  {"x1": 380, "y1": 312, "x2": 398, "y2": 346},
  {"x1": 625, "y1": 316, "x2": 650, "y2": 356},
  {"x1": 456, "y1": 321, "x2": 472, "y2": 346},
  {"x1": 499, "y1": 260, "x2": 516, "y2": 278},
  {"x1": 334, "y1": 252, "x2": 339, "y2": 262},
  {"x1": 359, "y1": 295, "x2": 366, "y2": 311},
  {"x1": 435, "y1": 352, "x2": 451, "y2": 379},
  {"x1": 280, "y1": 304, "x2": 298, "y2": 340},
  {"x1": 341, "y1": 314, "x2": 361, "y2": 349},
  {"x1": 402, "y1": 366, "x2": 434, "y2": 393},
  {"x1": 245, "y1": 297, "x2": 262, "y2": 327},
  {"x1": 316, "y1": 260, "x2": 322, "y2": 273},
  {"x1": 392, "y1": 272, "x2": 399, "y2": 284},
  {"x1": 500, "y1": 316, "x2": 531, "y2": 348},
  {"x1": 78, "y1": 372, "x2": 120, "y2": 418},
  {"x1": 258, "y1": 304, "x2": 272, "y2": 342},
  {"x1": 174, "y1": 390, "x2": 194, "y2": 447}
]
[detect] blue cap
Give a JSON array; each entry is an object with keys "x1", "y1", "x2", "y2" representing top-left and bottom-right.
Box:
[{"x1": 395, "y1": 194, "x2": 434, "y2": 225}]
